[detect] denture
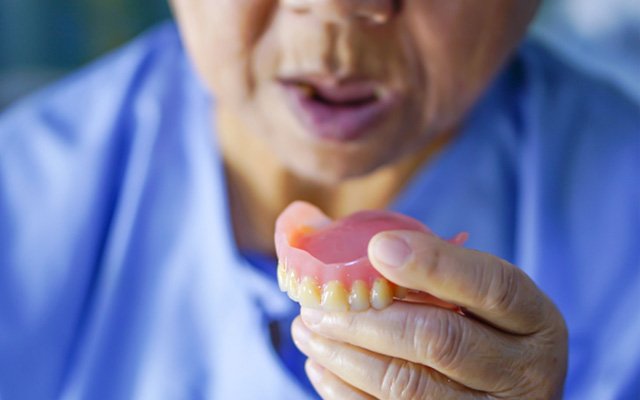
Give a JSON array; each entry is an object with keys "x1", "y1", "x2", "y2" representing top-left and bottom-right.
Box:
[{"x1": 275, "y1": 201, "x2": 467, "y2": 312}]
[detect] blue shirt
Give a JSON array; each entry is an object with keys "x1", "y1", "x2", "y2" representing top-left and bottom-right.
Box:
[{"x1": 1, "y1": 22, "x2": 639, "y2": 399}]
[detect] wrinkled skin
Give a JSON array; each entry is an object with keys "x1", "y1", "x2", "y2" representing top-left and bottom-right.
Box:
[
  {"x1": 172, "y1": 0, "x2": 540, "y2": 183},
  {"x1": 170, "y1": 0, "x2": 568, "y2": 398},
  {"x1": 293, "y1": 231, "x2": 568, "y2": 399}
]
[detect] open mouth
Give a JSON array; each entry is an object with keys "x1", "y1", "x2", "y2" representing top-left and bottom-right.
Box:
[
  {"x1": 279, "y1": 77, "x2": 396, "y2": 142},
  {"x1": 295, "y1": 81, "x2": 379, "y2": 107}
]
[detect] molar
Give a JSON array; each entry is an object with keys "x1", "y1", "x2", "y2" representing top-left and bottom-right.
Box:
[
  {"x1": 321, "y1": 281, "x2": 350, "y2": 312},
  {"x1": 370, "y1": 278, "x2": 393, "y2": 310},
  {"x1": 348, "y1": 280, "x2": 371, "y2": 311},
  {"x1": 299, "y1": 277, "x2": 321, "y2": 308}
]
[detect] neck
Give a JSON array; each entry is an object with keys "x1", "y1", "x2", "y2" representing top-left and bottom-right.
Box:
[{"x1": 216, "y1": 108, "x2": 450, "y2": 254}]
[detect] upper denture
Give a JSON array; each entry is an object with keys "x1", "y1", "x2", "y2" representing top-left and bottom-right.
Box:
[
  {"x1": 275, "y1": 201, "x2": 461, "y2": 312},
  {"x1": 276, "y1": 201, "x2": 430, "y2": 287}
]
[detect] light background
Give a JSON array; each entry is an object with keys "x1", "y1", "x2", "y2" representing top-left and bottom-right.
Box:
[{"x1": 1, "y1": 0, "x2": 638, "y2": 109}]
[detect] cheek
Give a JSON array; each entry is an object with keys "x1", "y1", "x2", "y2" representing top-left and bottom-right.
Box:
[
  {"x1": 173, "y1": 0, "x2": 276, "y2": 103},
  {"x1": 405, "y1": 1, "x2": 536, "y2": 127}
]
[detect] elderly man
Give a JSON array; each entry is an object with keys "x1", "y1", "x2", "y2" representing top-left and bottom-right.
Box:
[{"x1": 0, "y1": 1, "x2": 638, "y2": 399}]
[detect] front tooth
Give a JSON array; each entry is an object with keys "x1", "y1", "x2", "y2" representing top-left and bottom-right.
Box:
[
  {"x1": 299, "y1": 277, "x2": 321, "y2": 309},
  {"x1": 321, "y1": 281, "x2": 349, "y2": 312},
  {"x1": 394, "y1": 285, "x2": 409, "y2": 299},
  {"x1": 287, "y1": 269, "x2": 300, "y2": 301},
  {"x1": 349, "y1": 280, "x2": 370, "y2": 312},
  {"x1": 371, "y1": 279, "x2": 393, "y2": 310},
  {"x1": 277, "y1": 262, "x2": 288, "y2": 292}
]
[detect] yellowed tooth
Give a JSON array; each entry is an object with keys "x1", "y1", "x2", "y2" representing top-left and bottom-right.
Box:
[
  {"x1": 374, "y1": 87, "x2": 385, "y2": 99},
  {"x1": 287, "y1": 269, "x2": 300, "y2": 301},
  {"x1": 277, "y1": 262, "x2": 288, "y2": 292},
  {"x1": 321, "y1": 281, "x2": 350, "y2": 312},
  {"x1": 371, "y1": 278, "x2": 393, "y2": 310},
  {"x1": 298, "y1": 277, "x2": 322, "y2": 309},
  {"x1": 394, "y1": 284, "x2": 409, "y2": 300},
  {"x1": 297, "y1": 83, "x2": 315, "y2": 98},
  {"x1": 348, "y1": 280, "x2": 370, "y2": 312}
]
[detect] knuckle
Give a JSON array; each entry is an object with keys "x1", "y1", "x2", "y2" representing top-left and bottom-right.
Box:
[
  {"x1": 482, "y1": 261, "x2": 521, "y2": 316},
  {"x1": 421, "y1": 313, "x2": 467, "y2": 371},
  {"x1": 404, "y1": 310, "x2": 468, "y2": 373},
  {"x1": 510, "y1": 360, "x2": 563, "y2": 400},
  {"x1": 380, "y1": 358, "x2": 429, "y2": 400},
  {"x1": 498, "y1": 327, "x2": 568, "y2": 399}
]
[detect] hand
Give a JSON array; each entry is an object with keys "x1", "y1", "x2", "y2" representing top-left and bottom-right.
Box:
[{"x1": 292, "y1": 230, "x2": 568, "y2": 399}]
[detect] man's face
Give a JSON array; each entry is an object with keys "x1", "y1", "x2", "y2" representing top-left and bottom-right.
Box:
[{"x1": 171, "y1": 0, "x2": 539, "y2": 183}]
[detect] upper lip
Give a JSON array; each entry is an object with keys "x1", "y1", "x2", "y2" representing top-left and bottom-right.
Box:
[{"x1": 277, "y1": 76, "x2": 384, "y2": 105}]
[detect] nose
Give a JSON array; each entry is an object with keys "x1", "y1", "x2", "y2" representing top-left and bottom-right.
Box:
[{"x1": 282, "y1": 0, "x2": 401, "y2": 25}]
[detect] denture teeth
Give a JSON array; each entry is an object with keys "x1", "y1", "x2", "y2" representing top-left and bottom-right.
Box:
[
  {"x1": 298, "y1": 277, "x2": 322, "y2": 309},
  {"x1": 371, "y1": 278, "x2": 393, "y2": 310},
  {"x1": 286, "y1": 269, "x2": 300, "y2": 301},
  {"x1": 394, "y1": 285, "x2": 409, "y2": 300},
  {"x1": 278, "y1": 262, "x2": 398, "y2": 311},
  {"x1": 277, "y1": 262, "x2": 288, "y2": 292},
  {"x1": 348, "y1": 280, "x2": 371, "y2": 312},
  {"x1": 321, "y1": 281, "x2": 350, "y2": 312}
]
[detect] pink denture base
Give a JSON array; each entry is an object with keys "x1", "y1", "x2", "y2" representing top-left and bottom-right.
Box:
[{"x1": 275, "y1": 201, "x2": 436, "y2": 288}]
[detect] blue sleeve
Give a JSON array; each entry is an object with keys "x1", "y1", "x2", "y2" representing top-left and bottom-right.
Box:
[{"x1": 0, "y1": 22, "x2": 178, "y2": 398}]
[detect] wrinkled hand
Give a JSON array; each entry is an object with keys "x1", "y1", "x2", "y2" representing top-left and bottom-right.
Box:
[{"x1": 292, "y1": 231, "x2": 568, "y2": 399}]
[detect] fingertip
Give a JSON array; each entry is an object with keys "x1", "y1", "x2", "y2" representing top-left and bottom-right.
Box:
[
  {"x1": 291, "y1": 316, "x2": 311, "y2": 347},
  {"x1": 305, "y1": 359, "x2": 325, "y2": 384},
  {"x1": 300, "y1": 307, "x2": 324, "y2": 326},
  {"x1": 368, "y1": 230, "x2": 448, "y2": 294},
  {"x1": 368, "y1": 231, "x2": 414, "y2": 270}
]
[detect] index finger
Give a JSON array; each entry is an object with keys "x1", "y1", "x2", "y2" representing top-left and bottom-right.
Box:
[{"x1": 368, "y1": 230, "x2": 558, "y2": 335}]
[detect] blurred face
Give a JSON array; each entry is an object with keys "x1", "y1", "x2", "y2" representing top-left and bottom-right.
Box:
[{"x1": 171, "y1": 0, "x2": 539, "y2": 183}]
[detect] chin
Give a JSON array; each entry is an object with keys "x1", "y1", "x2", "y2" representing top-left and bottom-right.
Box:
[
  {"x1": 278, "y1": 139, "x2": 398, "y2": 186},
  {"x1": 259, "y1": 103, "x2": 416, "y2": 185}
]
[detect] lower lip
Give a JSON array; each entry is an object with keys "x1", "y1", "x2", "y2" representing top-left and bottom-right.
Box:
[{"x1": 282, "y1": 85, "x2": 397, "y2": 142}]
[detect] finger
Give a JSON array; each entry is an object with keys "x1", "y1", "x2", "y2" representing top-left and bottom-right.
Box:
[
  {"x1": 292, "y1": 317, "x2": 489, "y2": 400},
  {"x1": 301, "y1": 302, "x2": 523, "y2": 393},
  {"x1": 305, "y1": 360, "x2": 375, "y2": 400},
  {"x1": 368, "y1": 230, "x2": 556, "y2": 334}
]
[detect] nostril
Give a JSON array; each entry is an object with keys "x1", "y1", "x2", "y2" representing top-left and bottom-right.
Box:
[
  {"x1": 283, "y1": 0, "x2": 310, "y2": 14},
  {"x1": 290, "y1": 6, "x2": 308, "y2": 15}
]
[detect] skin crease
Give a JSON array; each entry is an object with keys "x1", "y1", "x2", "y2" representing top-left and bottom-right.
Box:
[{"x1": 170, "y1": 1, "x2": 568, "y2": 399}]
